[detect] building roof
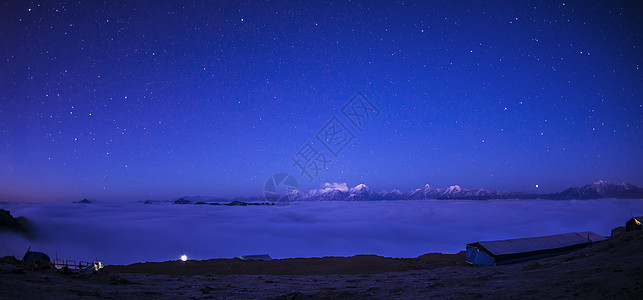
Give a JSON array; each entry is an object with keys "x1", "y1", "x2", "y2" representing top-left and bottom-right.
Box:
[{"x1": 470, "y1": 232, "x2": 606, "y2": 257}]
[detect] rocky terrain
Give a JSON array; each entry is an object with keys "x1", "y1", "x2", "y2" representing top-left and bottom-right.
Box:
[{"x1": 1, "y1": 229, "x2": 641, "y2": 299}]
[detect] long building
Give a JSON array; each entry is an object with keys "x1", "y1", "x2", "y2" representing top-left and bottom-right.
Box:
[{"x1": 466, "y1": 231, "x2": 606, "y2": 266}]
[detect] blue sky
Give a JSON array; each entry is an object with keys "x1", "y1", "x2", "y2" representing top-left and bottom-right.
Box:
[{"x1": 1, "y1": 0, "x2": 641, "y2": 201}]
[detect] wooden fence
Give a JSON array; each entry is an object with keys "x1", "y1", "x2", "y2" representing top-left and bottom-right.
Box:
[{"x1": 52, "y1": 258, "x2": 103, "y2": 271}]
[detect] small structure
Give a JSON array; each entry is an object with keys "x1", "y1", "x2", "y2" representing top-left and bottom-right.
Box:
[
  {"x1": 22, "y1": 249, "x2": 52, "y2": 270},
  {"x1": 466, "y1": 232, "x2": 606, "y2": 266},
  {"x1": 626, "y1": 216, "x2": 643, "y2": 232},
  {"x1": 235, "y1": 254, "x2": 272, "y2": 261}
]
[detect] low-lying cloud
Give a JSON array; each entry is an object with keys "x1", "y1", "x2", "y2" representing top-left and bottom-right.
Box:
[{"x1": 1, "y1": 199, "x2": 641, "y2": 265}]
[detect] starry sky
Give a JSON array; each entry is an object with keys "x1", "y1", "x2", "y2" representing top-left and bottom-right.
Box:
[{"x1": 1, "y1": 1, "x2": 641, "y2": 202}]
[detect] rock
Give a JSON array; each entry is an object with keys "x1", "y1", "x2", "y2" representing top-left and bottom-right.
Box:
[
  {"x1": 0, "y1": 209, "x2": 29, "y2": 234},
  {"x1": 173, "y1": 198, "x2": 192, "y2": 204},
  {"x1": 0, "y1": 256, "x2": 21, "y2": 265}
]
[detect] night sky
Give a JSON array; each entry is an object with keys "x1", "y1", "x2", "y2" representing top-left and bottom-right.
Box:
[{"x1": 1, "y1": 1, "x2": 641, "y2": 202}]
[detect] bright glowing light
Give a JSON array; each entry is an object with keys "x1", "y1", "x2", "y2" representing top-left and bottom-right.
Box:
[
  {"x1": 535, "y1": 184, "x2": 539, "y2": 188},
  {"x1": 180, "y1": 255, "x2": 187, "y2": 262}
]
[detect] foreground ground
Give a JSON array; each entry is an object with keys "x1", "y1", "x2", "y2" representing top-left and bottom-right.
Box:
[{"x1": 1, "y1": 230, "x2": 642, "y2": 299}]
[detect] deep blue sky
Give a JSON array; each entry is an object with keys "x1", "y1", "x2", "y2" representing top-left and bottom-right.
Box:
[{"x1": 1, "y1": 1, "x2": 641, "y2": 202}]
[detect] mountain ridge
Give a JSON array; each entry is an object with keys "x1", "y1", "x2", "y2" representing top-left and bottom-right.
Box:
[{"x1": 175, "y1": 180, "x2": 643, "y2": 203}]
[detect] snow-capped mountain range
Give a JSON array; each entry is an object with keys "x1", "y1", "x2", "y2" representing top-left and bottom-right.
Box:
[
  {"x1": 304, "y1": 183, "x2": 519, "y2": 201},
  {"x1": 175, "y1": 181, "x2": 643, "y2": 204},
  {"x1": 299, "y1": 180, "x2": 643, "y2": 201}
]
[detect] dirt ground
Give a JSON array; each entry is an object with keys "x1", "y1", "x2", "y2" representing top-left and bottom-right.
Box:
[{"x1": 1, "y1": 230, "x2": 642, "y2": 299}]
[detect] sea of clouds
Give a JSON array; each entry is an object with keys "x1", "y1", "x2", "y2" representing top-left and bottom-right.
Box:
[{"x1": 1, "y1": 199, "x2": 642, "y2": 265}]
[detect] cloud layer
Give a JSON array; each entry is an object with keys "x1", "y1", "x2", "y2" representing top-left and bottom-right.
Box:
[{"x1": 1, "y1": 199, "x2": 641, "y2": 265}]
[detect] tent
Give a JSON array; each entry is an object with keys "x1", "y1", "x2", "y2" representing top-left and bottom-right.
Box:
[
  {"x1": 466, "y1": 232, "x2": 606, "y2": 266},
  {"x1": 22, "y1": 250, "x2": 50, "y2": 264},
  {"x1": 626, "y1": 216, "x2": 643, "y2": 231},
  {"x1": 22, "y1": 249, "x2": 52, "y2": 270}
]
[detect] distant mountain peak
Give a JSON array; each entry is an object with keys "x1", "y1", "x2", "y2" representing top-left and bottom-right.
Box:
[
  {"x1": 350, "y1": 184, "x2": 369, "y2": 192},
  {"x1": 547, "y1": 181, "x2": 642, "y2": 200},
  {"x1": 298, "y1": 181, "x2": 642, "y2": 201},
  {"x1": 444, "y1": 185, "x2": 462, "y2": 194},
  {"x1": 178, "y1": 181, "x2": 642, "y2": 203}
]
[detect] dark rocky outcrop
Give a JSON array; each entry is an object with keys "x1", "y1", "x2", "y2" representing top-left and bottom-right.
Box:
[
  {"x1": 224, "y1": 201, "x2": 249, "y2": 206},
  {"x1": 173, "y1": 198, "x2": 192, "y2": 204},
  {"x1": 544, "y1": 181, "x2": 643, "y2": 200},
  {"x1": 0, "y1": 209, "x2": 30, "y2": 235}
]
